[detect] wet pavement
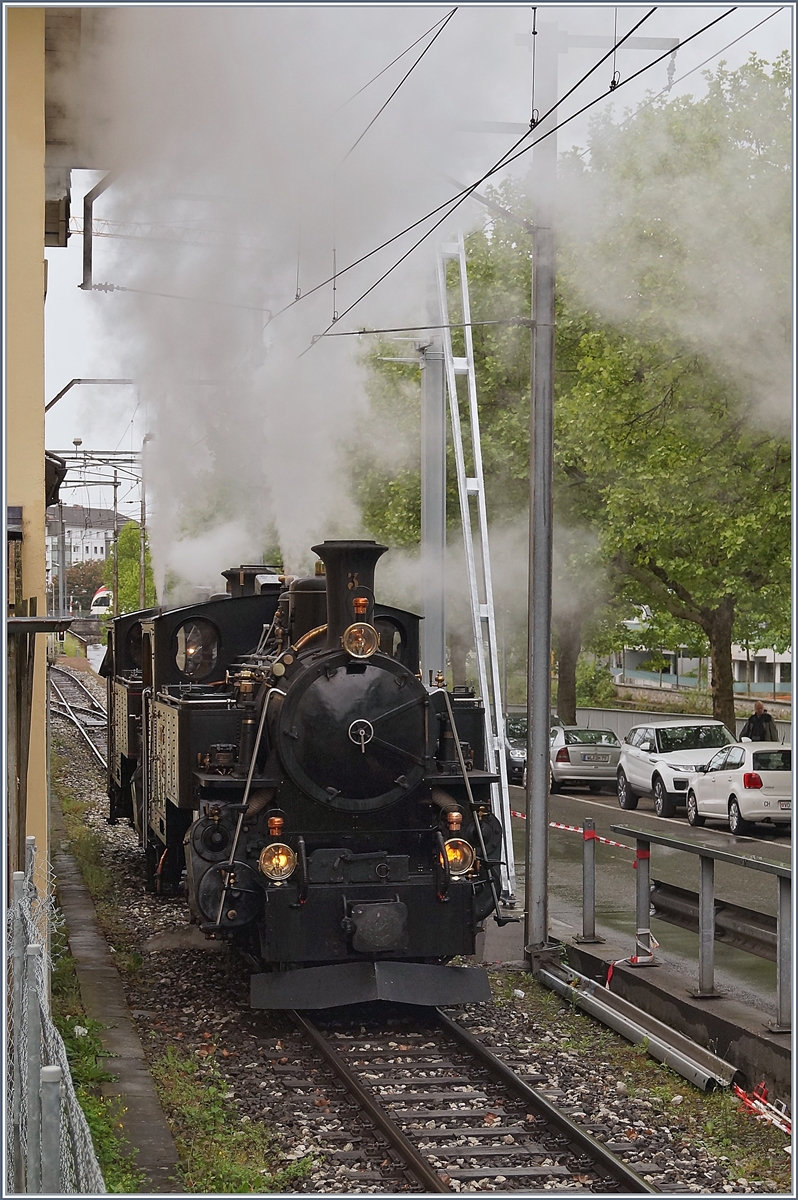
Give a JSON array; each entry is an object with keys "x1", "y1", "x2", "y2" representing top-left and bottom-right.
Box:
[{"x1": 483, "y1": 785, "x2": 791, "y2": 1016}]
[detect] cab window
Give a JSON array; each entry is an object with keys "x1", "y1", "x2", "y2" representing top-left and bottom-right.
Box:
[{"x1": 174, "y1": 618, "x2": 219, "y2": 680}]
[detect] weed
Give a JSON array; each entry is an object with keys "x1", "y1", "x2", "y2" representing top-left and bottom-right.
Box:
[
  {"x1": 151, "y1": 1047, "x2": 314, "y2": 1193},
  {"x1": 488, "y1": 970, "x2": 792, "y2": 1192},
  {"x1": 50, "y1": 942, "x2": 145, "y2": 1192}
]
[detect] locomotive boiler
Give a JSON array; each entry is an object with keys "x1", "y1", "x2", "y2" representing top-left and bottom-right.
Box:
[{"x1": 103, "y1": 539, "x2": 509, "y2": 1008}]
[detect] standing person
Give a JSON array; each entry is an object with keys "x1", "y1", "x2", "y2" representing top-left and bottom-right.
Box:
[{"x1": 740, "y1": 701, "x2": 780, "y2": 742}]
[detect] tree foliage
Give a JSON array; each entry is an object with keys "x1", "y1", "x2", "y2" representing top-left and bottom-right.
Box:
[
  {"x1": 354, "y1": 55, "x2": 791, "y2": 725},
  {"x1": 104, "y1": 521, "x2": 156, "y2": 613},
  {"x1": 51, "y1": 560, "x2": 106, "y2": 614}
]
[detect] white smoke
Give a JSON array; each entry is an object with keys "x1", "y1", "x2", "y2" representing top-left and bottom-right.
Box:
[{"x1": 75, "y1": 6, "x2": 540, "y2": 590}]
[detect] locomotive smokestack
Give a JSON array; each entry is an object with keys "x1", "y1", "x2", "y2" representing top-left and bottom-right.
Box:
[{"x1": 311, "y1": 540, "x2": 387, "y2": 650}]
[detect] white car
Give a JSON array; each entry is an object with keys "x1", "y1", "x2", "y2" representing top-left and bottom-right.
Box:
[
  {"x1": 686, "y1": 742, "x2": 792, "y2": 834},
  {"x1": 617, "y1": 719, "x2": 736, "y2": 818}
]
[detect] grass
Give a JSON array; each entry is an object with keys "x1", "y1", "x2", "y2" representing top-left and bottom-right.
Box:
[
  {"x1": 51, "y1": 734, "x2": 308, "y2": 1193},
  {"x1": 50, "y1": 947, "x2": 146, "y2": 1192},
  {"x1": 489, "y1": 971, "x2": 792, "y2": 1191},
  {"x1": 150, "y1": 1047, "x2": 314, "y2": 1193}
]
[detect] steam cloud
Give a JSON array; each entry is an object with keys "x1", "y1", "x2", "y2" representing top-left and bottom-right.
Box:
[
  {"x1": 69, "y1": 9, "x2": 789, "y2": 608},
  {"x1": 76, "y1": 6, "x2": 533, "y2": 595}
]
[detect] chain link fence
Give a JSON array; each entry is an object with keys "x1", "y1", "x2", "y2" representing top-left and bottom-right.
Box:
[{"x1": 6, "y1": 839, "x2": 106, "y2": 1194}]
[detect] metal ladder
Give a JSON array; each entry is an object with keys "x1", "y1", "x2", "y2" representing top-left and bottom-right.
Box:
[{"x1": 436, "y1": 233, "x2": 516, "y2": 902}]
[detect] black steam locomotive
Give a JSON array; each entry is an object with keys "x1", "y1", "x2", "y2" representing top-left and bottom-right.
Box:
[{"x1": 102, "y1": 540, "x2": 508, "y2": 1007}]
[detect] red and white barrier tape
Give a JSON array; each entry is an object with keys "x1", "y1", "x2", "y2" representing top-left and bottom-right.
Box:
[
  {"x1": 509, "y1": 811, "x2": 632, "y2": 850},
  {"x1": 733, "y1": 1082, "x2": 792, "y2": 1137}
]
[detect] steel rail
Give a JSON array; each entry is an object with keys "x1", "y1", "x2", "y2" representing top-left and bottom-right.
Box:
[
  {"x1": 290, "y1": 1010, "x2": 449, "y2": 1193},
  {"x1": 50, "y1": 665, "x2": 107, "y2": 715},
  {"x1": 49, "y1": 680, "x2": 107, "y2": 770},
  {"x1": 436, "y1": 1008, "x2": 659, "y2": 1194},
  {"x1": 50, "y1": 702, "x2": 105, "y2": 723}
]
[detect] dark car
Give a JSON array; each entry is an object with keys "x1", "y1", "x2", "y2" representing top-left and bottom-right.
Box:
[{"x1": 504, "y1": 713, "x2": 564, "y2": 785}]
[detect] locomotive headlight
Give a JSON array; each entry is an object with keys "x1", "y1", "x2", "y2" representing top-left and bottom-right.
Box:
[
  {"x1": 444, "y1": 838, "x2": 475, "y2": 877},
  {"x1": 258, "y1": 843, "x2": 296, "y2": 881},
  {"x1": 342, "y1": 622, "x2": 380, "y2": 659}
]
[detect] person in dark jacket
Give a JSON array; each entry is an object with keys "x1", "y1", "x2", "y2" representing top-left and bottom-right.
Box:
[{"x1": 740, "y1": 701, "x2": 780, "y2": 742}]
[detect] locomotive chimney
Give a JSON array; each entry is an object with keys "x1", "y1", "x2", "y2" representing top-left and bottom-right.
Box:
[{"x1": 311, "y1": 540, "x2": 387, "y2": 650}]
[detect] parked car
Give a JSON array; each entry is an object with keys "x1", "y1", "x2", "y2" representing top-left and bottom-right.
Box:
[
  {"x1": 686, "y1": 742, "x2": 792, "y2": 834},
  {"x1": 506, "y1": 713, "x2": 564, "y2": 786},
  {"x1": 505, "y1": 715, "x2": 528, "y2": 784},
  {"x1": 616, "y1": 719, "x2": 736, "y2": 818},
  {"x1": 549, "y1": 727, "x2": 622, "y2": 793}
]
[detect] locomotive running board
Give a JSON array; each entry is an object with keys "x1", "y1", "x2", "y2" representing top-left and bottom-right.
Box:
[{"x1": 251, "y1": 961, "x2": 491, "y2": 1009}]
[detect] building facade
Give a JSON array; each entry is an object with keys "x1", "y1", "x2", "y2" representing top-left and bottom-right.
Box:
[{"x1": 45, "y1": 504, "x2": 128, "y2": 575}]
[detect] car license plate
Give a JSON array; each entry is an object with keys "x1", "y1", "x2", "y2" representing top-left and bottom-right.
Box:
[
  {"x1": 779, "y1": 801, "x2": 791, "y2": 810},
  {"x1": 582, "y1": 754, "x2": 609, "y2": 763}
]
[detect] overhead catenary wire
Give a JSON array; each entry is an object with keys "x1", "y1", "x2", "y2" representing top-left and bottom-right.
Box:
[
  {"x1": 341, "y1": 7, "x2": 458, "y2": 162},
  {"x1": 312, "y1": 318, "x2": 533, "y2": 341},
  {"x1": 587, "y1": 5, "x2": 784, "y2": 151},
  {"x1": 529, "y1": 6, "x2": 539, "y2": 126},
  {"x1": 88, "y1": 9, "x2": 657, "y2": 329},
  {"x1": 330, "y1": 8, "x2": 459, "y2": 115},
  {"x1": 303, "y1": 5, "x2": 737, "y2": 350},
  {"x1": 89, "y1": 7, "x2": 739, "y2": 352}
]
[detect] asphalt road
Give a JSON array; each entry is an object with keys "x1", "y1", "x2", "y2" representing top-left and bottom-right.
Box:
[{"x1": 482, "y1": 782, "x2": 790, "y2": 1015}]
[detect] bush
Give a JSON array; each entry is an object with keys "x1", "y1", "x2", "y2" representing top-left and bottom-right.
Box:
[{"x1": 576, "y1": 660, "x2": 617, "y2": 706}]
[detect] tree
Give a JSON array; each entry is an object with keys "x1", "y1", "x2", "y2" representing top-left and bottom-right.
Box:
[
  {"x1": 353, "y1": 56, "x2": 790, "y2": 728},
  {"x1": 552, "y1": 54, "x2": 791, "y2": 729},
  {"x1": 104, "y1": 521, "x2": 156, "y2": 613},
  {"x1": 51, "y1": 559, "x2": 106, "y2": 614}
]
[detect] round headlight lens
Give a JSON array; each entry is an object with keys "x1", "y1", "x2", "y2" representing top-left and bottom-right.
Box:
[
  {"x1": 444, "y1": 838, "x2": 476, "y2": 877},
  {"x1": 341, "y1": 622, "x2": 380, "y2": 659},
  {"x1": 258, "y1": 843, "x2": 297, "y2": 881}
]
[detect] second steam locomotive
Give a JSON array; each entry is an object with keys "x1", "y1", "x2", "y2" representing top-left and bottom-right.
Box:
[{"x1": 103, "y1": 539, "x2": 507, "y2": 1007}]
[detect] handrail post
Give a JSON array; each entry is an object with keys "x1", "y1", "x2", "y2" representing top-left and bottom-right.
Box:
[
  {"x1": 576, "y1": 818, "x2": 604, "y2": 944},
  {"x1": 629, "y1": 837, "x2": 656, "y2": 965},
  {"x1": 688, "y1": 854, "x2": 722, "y2": 998},
  {"x1": 26, "y1": 944, "x2": 43, "y2": 1192},
  {"x1": 40, "y1": 1065, "x2": 63, "y2": 1194},
  {"x1": 769, "y1": 875, "x2": 791, "y2": 1032}
]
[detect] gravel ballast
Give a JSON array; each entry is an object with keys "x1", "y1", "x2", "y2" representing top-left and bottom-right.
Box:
[{"x1": 50, "y1": 706, "x2": 793, "y2": 1194}]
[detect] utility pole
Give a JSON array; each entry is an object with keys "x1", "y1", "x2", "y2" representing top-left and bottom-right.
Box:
[
  {"x1": 525, "y1": 18, "x2": 559, "y2": 965},
  {"x1": 420, "y1": 339, "x2": 446, "y2": 682},
  {"x1": 517, "y1": 20, "x2": 679, "y2": 967},
  {"x1": 139, "y1": 435, "x2": 151, "y2": 610},
  {"x1": 112, "y1": 470, "x2": 119, "y2": 617},
  {"x1": 58, "y1": 501, "x2": 66, "y2": 620}
]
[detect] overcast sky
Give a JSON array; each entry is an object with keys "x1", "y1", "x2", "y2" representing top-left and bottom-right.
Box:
[{"x1": 43, "y1": 2, "x2": 792, "y2": 525}]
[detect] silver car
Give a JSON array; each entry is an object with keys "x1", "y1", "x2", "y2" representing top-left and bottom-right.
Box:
[{"x1": 549, "y1": 727, "x2": 622, "y2": 793}]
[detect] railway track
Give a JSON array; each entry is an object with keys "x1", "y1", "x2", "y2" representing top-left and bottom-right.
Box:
[
  {"x1": 49, "y1": 664, "x2": 108, "y2": 770},
  {"x1": 256, "y1": 1003, "x2": 658, "y2": 1193}
]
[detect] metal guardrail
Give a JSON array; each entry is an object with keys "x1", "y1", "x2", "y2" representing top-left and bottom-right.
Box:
[{"x1": 609, "y1": 825, "x2": 791, "y2": 1032}]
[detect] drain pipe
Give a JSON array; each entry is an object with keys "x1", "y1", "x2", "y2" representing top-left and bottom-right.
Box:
[
  {"x1": 80, "y1": 171, "x2": 120, "y2": 291},
  {"x1": 537, "y1": 963, "x2": 742, "y2": 1092}
]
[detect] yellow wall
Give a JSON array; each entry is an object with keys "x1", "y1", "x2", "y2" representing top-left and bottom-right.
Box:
[{"x1": 7, "y1": 8, "x2": 48, "y2": 867}]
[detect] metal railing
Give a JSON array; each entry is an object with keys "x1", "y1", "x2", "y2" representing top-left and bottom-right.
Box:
[
  {"x1": 586, "y1": 824, "x2": 791, "y2": 1031},
  {"x1": 6, "y1": 839, "x2": 106, "y2": 1193}
]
